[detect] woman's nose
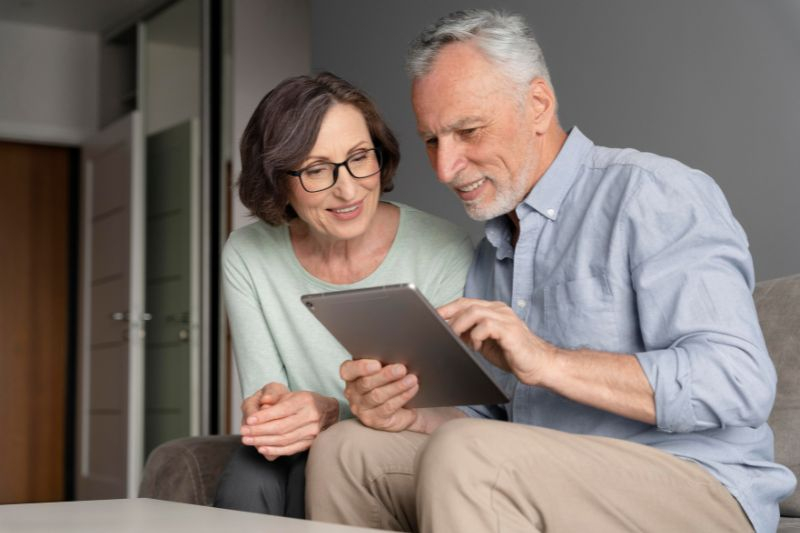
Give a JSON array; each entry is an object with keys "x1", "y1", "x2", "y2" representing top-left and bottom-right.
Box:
[{"x1": 331, "y1": 166, "x2": 358, "y2": 199}]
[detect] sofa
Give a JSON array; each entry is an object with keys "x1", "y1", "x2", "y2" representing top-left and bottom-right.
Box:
[{"x1": 139, "y1": 274, "x2": 800, "y2": 531}]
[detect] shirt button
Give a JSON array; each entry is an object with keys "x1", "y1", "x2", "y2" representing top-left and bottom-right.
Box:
[
  {"x1": 517, "y1": 299, "x2": 526, "y2": 309},
  {"x1": 546, "y1": 208, "x2": 556, "y2": 218}
]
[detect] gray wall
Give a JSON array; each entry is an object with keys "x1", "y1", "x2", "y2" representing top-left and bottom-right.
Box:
[
  {"x1": 231, "y1": 0, "x2": 310, "y2": 229},
  {"x1": 0, "y1": 20, "x2": 98, "y2": 145},
  {"x1": 310, "y1": 0, "x2": 800, "y2": 281}
]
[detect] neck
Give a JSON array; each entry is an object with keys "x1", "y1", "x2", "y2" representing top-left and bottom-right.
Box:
[
  {"x1": 289, "y1": 202, "x2": 399, "y2": 284},
  {"x1": 508, "y1": 124, "x2": 569, "y2": 246},
  {"x1": 290, "y1": 220, "x2": 371, "y2": 263}
]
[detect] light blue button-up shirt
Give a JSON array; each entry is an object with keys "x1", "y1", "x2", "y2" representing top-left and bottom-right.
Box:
[{"x1": 462, "y1": 127, "x2": 796, "y2": 533}]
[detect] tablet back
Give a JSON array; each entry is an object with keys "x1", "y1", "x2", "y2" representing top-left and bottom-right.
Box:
[{"x1": 301, "y1": 284, "x2": 509, "y2": 408}]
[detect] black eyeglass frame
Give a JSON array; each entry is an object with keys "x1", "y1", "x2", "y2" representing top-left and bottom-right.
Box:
[{"x1": 287, "y1": 147, "x2": 383, "y2": 193}]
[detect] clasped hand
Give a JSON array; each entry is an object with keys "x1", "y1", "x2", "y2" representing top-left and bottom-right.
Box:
[{"x1": 240, "y1": 382, "x2": 338, "y2": 460}]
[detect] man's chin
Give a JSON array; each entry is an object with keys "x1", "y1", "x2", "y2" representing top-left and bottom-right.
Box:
[
  {"x1": 462, "y1": 186, "x2": 527, "y2": 221},
  {"x1": 463, "y1": 201, "x2": 505, "y2": 221}
]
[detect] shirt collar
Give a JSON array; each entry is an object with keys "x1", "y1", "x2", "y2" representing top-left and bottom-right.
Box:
[
  {"x1": 519, "y1": 126, "x2": 594, "y2": 222},
  {"x1": 484, "y1": 126, "x2": 594, "y2": 256}
]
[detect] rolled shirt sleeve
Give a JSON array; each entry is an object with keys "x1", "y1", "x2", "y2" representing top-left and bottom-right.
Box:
[{"x1": 628, "y1": 167, "x2": 776, "y2": 433}]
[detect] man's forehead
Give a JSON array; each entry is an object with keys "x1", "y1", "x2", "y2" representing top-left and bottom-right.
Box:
[
  {"x1": 415, "y1": 115, "x2": 485, "y2": 137},
  {"x1": 412, "y1": 74, "x2": 508, "y2": 137}
]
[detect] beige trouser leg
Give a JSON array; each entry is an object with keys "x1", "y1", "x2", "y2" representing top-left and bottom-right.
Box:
[
  {"x1": 306, "y1": 418, "x2": 753, "y2": 533},
  {"x1": 416, "y1": 419, "x2": 753, "y2": 533},
  {"x1": 306, "y1": 419, "x2": 425, "y2": 531}
]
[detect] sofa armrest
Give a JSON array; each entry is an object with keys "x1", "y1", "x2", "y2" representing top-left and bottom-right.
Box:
[
  {"x1": 755, "y1": 273, "x2": 800, "y2": 518},
  {"x1": 139, "y1": 435, "x2": 241, "y2": 506}
]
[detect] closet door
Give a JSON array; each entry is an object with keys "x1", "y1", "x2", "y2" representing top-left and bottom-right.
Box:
[{"x1": 76, "y1": 111, "x2": 145, "y2": 499}]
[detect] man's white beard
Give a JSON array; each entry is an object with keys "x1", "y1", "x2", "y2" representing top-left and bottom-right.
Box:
[{"x1": 462, "y1": 160, "x2": 535, "y2": 221}]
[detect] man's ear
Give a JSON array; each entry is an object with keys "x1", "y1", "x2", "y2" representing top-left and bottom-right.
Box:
[{"x1": 528, "y1": 77, "x2": 557, "y2": 134}]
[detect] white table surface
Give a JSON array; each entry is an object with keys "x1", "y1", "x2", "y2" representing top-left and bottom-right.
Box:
[{"x1": 0, "y1": 498, "x2": 390, "y2": 532}]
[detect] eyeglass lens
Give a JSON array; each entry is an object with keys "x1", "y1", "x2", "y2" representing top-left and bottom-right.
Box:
[{"x1": 300, "y1": 149, "x2": 381, "y2": 192}]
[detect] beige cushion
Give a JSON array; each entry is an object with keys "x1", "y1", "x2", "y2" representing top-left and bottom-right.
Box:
[{"x1": 755, "y1": 274, "x2": 800, "y2": 517}]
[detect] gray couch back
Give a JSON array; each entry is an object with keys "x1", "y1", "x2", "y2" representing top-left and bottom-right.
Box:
[{"x1": 754, "y1": 273, "x2": 800, "y2": 517}]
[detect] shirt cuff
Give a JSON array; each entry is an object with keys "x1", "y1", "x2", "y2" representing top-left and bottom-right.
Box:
[{"x1": 635, "y1": 347, "x2": 696, "y2": 433}]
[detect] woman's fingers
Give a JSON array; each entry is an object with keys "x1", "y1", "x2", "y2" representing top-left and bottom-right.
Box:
[
  {"x1": 240, "y1": 392, "x2": 262, "y2": 422},
  {"x1": 243, "y1": 421, "x2": 320, "y2": 448},
  {"x1": 257, "y1": 436, "x2": 315, "y2": 460},
  {"x1": 258, "y1": 382, "x2": 289, "y2": 406}
]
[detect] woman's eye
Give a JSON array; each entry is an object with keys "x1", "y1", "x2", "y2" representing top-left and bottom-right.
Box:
[
  {"x1": 350, "y1": 153, "x2": 367, "y2": 163},
  {"x1": 305, "y1": 167, "x2": 324, "y2": 177}
]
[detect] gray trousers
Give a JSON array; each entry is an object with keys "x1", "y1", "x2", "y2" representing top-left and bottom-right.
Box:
[
  {"x1": 306, "y1": 419, "x2": 753, "y2": 533},
  {"x1": 213, "y1": 444, "x2": 307, "y2": 517}
]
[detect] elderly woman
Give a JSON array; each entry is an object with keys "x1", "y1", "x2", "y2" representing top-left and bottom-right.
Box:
[{"x1": 213, "y1": 72, "x2": 473, "y2": 517}]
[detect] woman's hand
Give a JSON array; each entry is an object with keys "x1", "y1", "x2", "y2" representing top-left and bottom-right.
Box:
[
  {"x1": 240, "y1": 382, "x2": 285, "y2": 426},
  {"x1": 240, "y1": 382, "x2": 340, "y2": 460}
]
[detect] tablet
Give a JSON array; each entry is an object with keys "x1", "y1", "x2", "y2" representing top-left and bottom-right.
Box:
[{"x1": 301, "y1": 283, "x2": 509, "y2": 408}]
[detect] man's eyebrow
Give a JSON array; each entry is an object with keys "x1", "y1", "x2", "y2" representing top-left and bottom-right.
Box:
[
  {"x1": 418, "y1": 116, "x2": 484, "y2": 138},
  {"x1": 449, "y1": 117, "x2": 483, "y2": 130}
]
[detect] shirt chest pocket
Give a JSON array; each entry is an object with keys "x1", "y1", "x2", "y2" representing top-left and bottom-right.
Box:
[{"x1": 544, "y1": 275, "x2": 619, "y2": 351}]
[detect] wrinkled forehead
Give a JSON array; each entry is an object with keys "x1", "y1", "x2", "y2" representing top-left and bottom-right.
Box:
[{"x1": 411, "y1": 43, "x2": 518, "y2": 133}]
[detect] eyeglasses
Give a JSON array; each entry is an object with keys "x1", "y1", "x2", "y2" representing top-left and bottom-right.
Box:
[{"x1": 288, "y1": 148, "x2": 382, "y2": 193}]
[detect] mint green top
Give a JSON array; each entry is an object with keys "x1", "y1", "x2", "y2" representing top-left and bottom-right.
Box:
[{"x1": 222, "y1": 202, "x2": 474, "y2": 419}]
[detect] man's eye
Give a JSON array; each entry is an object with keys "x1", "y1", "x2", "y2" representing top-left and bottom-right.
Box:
[
  {"x1": 425, "y1": 138, "x2": 438, "y2": 148},
  {"x1": 459, "y1": 128, "x2": 477, "y2": 138}
]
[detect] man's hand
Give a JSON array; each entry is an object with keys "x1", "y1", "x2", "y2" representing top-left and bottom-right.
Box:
[
  {"x1": 340, "y1": 359, "x2": 419, "y2": 432},
  {"x1": 240, "y1": 382, "x2": 339, "y2": 460},
  {"x1": 438, "y1": 298, "x2": 558, "y2": 386},
  {"x1": 440, "y1": 298, "x2": 656, "y2": 424}
]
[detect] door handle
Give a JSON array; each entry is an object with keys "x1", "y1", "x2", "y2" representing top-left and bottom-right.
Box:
[{"x1": 110, "y1": 312, "x2": 152, "y2": 321}]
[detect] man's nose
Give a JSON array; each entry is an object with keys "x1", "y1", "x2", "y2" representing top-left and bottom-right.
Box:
[{"x1": 435, "y1": 139, "x2": 466, "y2": 185}]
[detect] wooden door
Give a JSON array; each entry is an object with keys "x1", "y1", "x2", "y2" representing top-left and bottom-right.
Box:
[{"x1": 0, "y1": 141, "x2": 72, "y2": 503}]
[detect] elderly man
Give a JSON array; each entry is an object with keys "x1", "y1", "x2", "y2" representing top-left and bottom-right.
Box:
[{"x1": 305, "y1": 9, "x2": 796, "y2": 533}]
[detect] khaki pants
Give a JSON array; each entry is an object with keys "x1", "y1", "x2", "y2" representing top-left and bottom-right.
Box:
[{"x1": 306, "y1": 418, "x2": 753, "y2": 533}]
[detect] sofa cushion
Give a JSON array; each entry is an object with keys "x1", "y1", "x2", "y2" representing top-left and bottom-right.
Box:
[
  {"x1": 755, "y1": 274, "x2": 800, "y2": 517},
  {"x1": 139, "y1": 435, "x2": 241, "y2": 505},
  {"x1": 778, "y1": 516, "x2": 800, "y2": 531}
]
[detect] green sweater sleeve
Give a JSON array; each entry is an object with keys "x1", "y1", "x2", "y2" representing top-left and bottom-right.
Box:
[
  {"x1": 427, "y1": 233, "x2": 474, "y2": 308},
  {"x1": 222, "y1": 240, "x2": 288, "y2": 397}
]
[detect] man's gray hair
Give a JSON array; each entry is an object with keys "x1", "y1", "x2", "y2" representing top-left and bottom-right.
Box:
[{"x1": 406, "y1": 9, "x2": 553, "y2": 91}]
